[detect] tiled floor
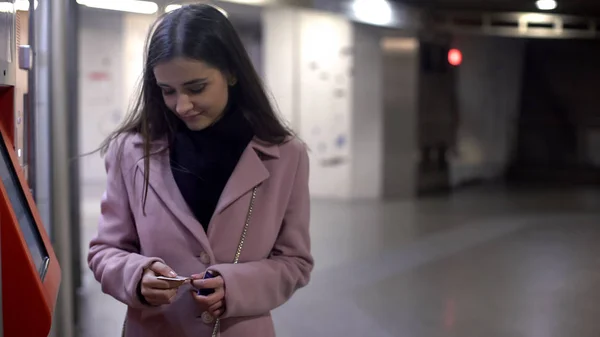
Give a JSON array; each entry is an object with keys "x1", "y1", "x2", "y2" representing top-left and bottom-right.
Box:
[{"x1": 78, "y1": 185, "x2": 600, "y2": 337}]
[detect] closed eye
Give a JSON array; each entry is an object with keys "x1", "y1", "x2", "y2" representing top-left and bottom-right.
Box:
[
  {"x1": 156, "y1": 77, "x2": 208, "y2": 95},
  {"x1": 157, "y1": 84, "x2": 206, "y2": 96},
  {"x1": 187, "y1": 85, "x2": 206, "y2": 94}
]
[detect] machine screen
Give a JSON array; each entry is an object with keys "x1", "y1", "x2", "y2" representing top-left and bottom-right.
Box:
[{"x1": 0, "y1": 136, "x2": 49, "y2": 279}]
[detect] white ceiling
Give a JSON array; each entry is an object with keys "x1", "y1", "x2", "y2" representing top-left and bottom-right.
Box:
[{"x1": 394, "y1": 0, "x2": 600, "y2": 16}]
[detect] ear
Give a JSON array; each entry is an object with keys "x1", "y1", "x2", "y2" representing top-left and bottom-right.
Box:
[{"x1": 228, "y1": 75, "x2": 238, "y2": 86}]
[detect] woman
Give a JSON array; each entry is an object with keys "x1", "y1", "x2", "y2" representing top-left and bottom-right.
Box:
[{"x1": 87, "y1": 4, "x2": 313, "y2": 337}]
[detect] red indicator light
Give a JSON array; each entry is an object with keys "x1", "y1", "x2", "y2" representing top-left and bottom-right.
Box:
[{"x1": 448, "y1": 48, "x2": 462, "y2": 66}]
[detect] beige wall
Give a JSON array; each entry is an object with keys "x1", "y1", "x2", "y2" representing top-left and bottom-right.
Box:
[{"x1": 14, "y1": 10, "x2": 29, "y2": 169}]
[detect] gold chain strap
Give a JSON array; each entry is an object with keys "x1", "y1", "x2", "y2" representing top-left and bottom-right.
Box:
[
  {"x1": 122, "y1": 187, "x2": 259, "y2": 337},
  {"x1": 211, "y1": 186, "x2": 258, "y2": 337}
]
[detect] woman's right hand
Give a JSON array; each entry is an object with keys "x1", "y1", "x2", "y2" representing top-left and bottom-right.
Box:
[{"x1": 139, "y1": 261, "x2": 183, "y2": 306}]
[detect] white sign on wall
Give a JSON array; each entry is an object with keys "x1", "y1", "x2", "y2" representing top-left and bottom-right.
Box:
[{"x1": 298, "y1": 10, "x2": 353, "y2": 198}]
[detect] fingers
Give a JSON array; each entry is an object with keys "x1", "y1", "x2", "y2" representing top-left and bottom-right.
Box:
[
  {"x1": 191, "y1": 275, "x2": 224, "y2": 290},
  {"x1": 208, "y1": 295, "x2": 225, "y2": 318},
  {"x1": 139, "y1": 262, "x2": 182, "y2": 306},
  {"x1": 149, "y1": 261, "x2": 178, "y2": 278},
  {"x1": 209, "y1": 301, "x2": 222, "y2": 313},
  {"x1": 191, "y1": 286, "x2": 225, "y2": 308},
  {"x1": 141, "y1": 287, "x2": 178, "y2": 306},
  {"x1": 209, "y1": 303, "x2": 224, "y2": 318},
  {"x1": 188, "y1": 273, "x2": 226, "y2": 317},
  {"x1": 192, "y1": 297, "x2": 225, "y2": 318},
  {"x1": 211, "y1": 308, "x2": 224, "y2": 318},
  {"x1": 143, "y1": 271, "x2": 180, "y2": 290},
  {"x1": 190, "y1": 271, "x2": 208, "y2": 280},
  {"x1": 143, "y1": 263, "x2": 183, "y2": 290}
]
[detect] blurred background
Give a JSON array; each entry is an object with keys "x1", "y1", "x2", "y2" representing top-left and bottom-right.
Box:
[{"x1": 2, "y1": 0, "x2": 600, "y2": 336}]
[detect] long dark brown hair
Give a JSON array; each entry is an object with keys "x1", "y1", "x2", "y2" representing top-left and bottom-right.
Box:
[{"x1": 98, "y1": 4, "x2": 292, "y2": 210}]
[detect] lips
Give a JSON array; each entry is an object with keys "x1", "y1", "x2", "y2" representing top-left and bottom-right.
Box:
[{"x1": 181, "y1": 112, "x2": 203, "y2": 120}]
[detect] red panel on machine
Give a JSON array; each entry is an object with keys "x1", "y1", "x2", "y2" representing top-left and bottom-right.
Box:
[
  {"x1": 0, "y1": 85, "x2": 61, "y2": 337},
  {"x1": 0, "y1": 87, "x2": 14, "y2": 146}
]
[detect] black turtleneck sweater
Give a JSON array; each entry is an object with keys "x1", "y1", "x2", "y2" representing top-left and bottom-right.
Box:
[{"x1": 169, "y1": 108, "x2": 254, "y2": 232}]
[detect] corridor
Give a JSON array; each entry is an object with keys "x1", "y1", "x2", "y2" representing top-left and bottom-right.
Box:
[{"x1": 79, "y1": 187, "x2": 600, "y2": 337}]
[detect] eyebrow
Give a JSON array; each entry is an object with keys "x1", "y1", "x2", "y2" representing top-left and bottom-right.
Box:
[{"x1": 157, "y1": 78, "x2": 208, "y2": 87}]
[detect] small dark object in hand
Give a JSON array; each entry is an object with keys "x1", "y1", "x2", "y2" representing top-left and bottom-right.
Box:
[{"x1": 197, "y1": 271, "x2": 215, "y2": 296}]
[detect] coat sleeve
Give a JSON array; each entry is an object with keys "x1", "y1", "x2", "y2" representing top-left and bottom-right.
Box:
[
  {"x1": 87, "y1": 137, "x2": 164, "y2": 309},
  {"x1": 209, "y1": 144, "x2": 314, "y2": 318}
]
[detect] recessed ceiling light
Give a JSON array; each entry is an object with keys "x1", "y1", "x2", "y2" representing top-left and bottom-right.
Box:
[
  {"x1": 76, "y1": 0, "x2": 159, "y2": 15},
  {"x1": 536, "y1": 0, "x2": 557, "y2": 11},
  {"x1": 352, "y1": 0, "x2": 393, "y2": 26}
]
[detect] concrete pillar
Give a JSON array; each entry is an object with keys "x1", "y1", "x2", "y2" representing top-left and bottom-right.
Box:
[
  {"x1": 381, "y1": 35, "x2": 420, "y2": 199},
  {"x1": 262, "y1": 7, "x2": 298, "y2": 129},
  {"x1": 48, "y1": 0, "x2": 79, "y2": 335},
  {"x1": 34, "y1": 0, "x2": 51, "y2": 234},
  {"x1": 350, "y1": 24, "x2": 384, "y2": 199}
]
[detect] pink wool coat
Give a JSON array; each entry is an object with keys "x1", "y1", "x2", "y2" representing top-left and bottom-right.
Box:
[{"x1": 87, "y1": 133, "x2": 313, "y2": 337}]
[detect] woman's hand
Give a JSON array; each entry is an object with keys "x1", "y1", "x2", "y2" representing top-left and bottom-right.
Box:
[
  {"x1": 190, "y1": 271, "x2": 226, "y2": 318},
  {"x1": 139, "y1": 261, "x2": 184, "y2": 306}
]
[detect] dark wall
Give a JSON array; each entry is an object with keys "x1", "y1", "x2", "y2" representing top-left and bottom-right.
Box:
[
  {"x1": 509, "y1": 39, "x2": 600, "y2": 184},
  {"x1": 416, "y1": 39, "x2": 458, "y2": 195}
]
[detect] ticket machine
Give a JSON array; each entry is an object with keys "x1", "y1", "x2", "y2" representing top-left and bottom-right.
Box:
[{"x1": 0, "y1": 4, "x2": 62, "y2": 337}]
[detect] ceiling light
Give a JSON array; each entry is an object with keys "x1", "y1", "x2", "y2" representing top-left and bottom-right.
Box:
[
  {"x1": 165, "y1": 4, "x2": 182, "y2": 12},
  {"x1": 165, "y1": 3, "x2": 228, "y2": 17},
  {"x1": 0, "y1": 2, "x2": 11, "y2": 13},
  {"x1": 521, "y1": 13, "x2": 553, "y2": 23},
  {"x1": 76, "y1": 0, "x2": 159, "y2": 15},
  {"x1": 15, "y1": 0, "x2": 38, "y2": 11},
  {"x1": 536, "y1": 0, "x2": 557, "y2": 11},
  {"x1": 380, "y1": 37, "x2": 418, "y2": 52},
  {"x1": 352, "y1": 0, "x2": 393, "y2": 26},
  {"x1": 0, "y1": 0, "x2": 37, "y2": 12}
]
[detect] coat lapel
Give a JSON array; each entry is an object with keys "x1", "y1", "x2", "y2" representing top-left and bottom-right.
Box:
[
  {"x1": 213, "y1": 140, "x2": 276, "y2": 215},
  {"x1": 207, "y1": 139, "x2": 279, "y2": 245},
  {"x1": 132, "y1": 136, "x2": 280, "y2": 249},
  {"x1": 134, "y1": 139, "x2": 211, "y2": 249}
]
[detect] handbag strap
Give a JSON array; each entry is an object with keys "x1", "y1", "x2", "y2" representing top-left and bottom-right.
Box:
[{"x1": 211, "y1": 186, "x2": 259, "y2": 337}]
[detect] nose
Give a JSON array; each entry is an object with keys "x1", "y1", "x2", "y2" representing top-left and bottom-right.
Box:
[{"x1": 175, "y1": 94, "x2": 194, "y2": 115}]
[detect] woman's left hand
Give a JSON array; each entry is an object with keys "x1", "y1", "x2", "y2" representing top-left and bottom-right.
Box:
[{"x1": 190, "y1": 272, "x2": 226, "y2": 318}]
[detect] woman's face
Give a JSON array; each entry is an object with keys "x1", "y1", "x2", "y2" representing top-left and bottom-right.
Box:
[{"x1": 154, "y1": 57, "x2": 231, "y2": 131}]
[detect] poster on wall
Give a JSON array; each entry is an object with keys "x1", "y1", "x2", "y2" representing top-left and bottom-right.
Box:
[
  {"x1": 83, "y1": 55, "x2": 123, "y2": 137},
  {"x1": 305, "y1": 46, "x2": 353, "y2": 168},
  {"x1": 86, "y1": 58, "x2": 114, "y2": 106},
  {"x1": 295, "y1": 11, "x2": 354, "y2": 198},
  {"x1": 298, "y1": 11, "x2": 354, "y2": 169}
]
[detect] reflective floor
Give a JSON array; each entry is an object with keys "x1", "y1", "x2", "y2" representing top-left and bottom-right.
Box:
[{"x1": 79, "y1": 186, "x2": 600, "y2": 337}]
